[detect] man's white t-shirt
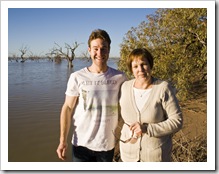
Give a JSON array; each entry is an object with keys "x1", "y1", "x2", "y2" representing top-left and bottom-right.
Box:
[{"x1": 65, "y1": 67, "x2": 126, "y2": 151}]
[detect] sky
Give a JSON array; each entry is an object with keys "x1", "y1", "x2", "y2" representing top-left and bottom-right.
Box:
[{"x1": 8, "y1": 8, "x2": 157, "y2": 58}]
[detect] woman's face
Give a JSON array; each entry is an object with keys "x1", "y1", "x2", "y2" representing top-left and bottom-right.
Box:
[{"x1": 131, "y1": 57, "x2": 152, "y2": 80}]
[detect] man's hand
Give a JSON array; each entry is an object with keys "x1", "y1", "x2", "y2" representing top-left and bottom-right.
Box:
[{"x1": 56, "y1": 142, "x2": 68, "y2": 161}]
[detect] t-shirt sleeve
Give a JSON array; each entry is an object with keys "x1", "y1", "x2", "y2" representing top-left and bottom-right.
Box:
[{"x1": 65, "y1": 73, "x2": 80, "y2": 97}]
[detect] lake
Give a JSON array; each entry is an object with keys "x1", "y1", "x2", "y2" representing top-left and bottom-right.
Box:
[{"x1": 8, "y1": 58, "x2": 119, "y2": 162}]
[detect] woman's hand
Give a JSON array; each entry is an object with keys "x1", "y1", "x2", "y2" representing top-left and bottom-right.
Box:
[{"x1": 129, "y1": 122, "x2": 142, "y2": 138}]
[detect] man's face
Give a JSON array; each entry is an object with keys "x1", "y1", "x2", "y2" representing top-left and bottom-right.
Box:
[{"x1": 88, "y1": 38, "x2": 110, "y2": 67}]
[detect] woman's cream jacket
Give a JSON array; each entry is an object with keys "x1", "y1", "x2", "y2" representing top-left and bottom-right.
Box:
[{"x1": 119, "y1": 78, "x2": 183, "y2": 162}]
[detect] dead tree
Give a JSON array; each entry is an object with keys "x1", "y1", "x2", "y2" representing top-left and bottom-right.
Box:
[
  {"x1": 65, "y1": 41, "x2": 81, "y2": 68},
  {"x1": 50, "y1": 42, "x2": 81, "y2": 68},
  {"x1": 50, "y1": 42, "x2": 68, "y2": 64},
  {"x1": 19, "y1": 45, "x2": 28, "y2": 63}
]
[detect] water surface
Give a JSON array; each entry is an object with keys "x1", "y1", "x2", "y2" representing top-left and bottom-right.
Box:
[{"x1": 8, "y1": 58, "x2": 118, "y2": 162}]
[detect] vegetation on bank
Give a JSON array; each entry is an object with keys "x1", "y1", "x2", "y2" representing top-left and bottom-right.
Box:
[{"x1": 118, "y1": 8, "x2": 207, "y2": 102}]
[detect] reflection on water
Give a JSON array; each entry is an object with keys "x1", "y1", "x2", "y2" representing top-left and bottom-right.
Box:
[{"x1": 8, "y1": 58, "x2": 118, "y2": 162}]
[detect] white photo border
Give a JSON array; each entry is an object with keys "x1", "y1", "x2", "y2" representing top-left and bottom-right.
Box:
[{"x1": 1, "y1": 0, "x2": 215, "y2": 171}]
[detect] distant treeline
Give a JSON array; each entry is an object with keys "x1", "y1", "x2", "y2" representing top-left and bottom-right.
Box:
[{"x1": 8, "y1": 56, "x2": 119, "y2": 62}]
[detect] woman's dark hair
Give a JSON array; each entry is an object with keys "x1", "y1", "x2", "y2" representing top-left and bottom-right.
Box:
[
  {"x1": 127, "y1": 48, "x2": 154, "y2": 73},
  {"x1": 88, "y1": 29, "x2": 111, "y2": 48}
]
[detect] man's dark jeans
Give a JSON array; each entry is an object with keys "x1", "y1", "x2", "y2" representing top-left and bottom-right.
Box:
[{"x1": 72, "y1": 145, "x2": 114, "y2": 162}]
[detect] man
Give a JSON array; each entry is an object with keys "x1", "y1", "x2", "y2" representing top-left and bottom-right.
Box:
[{"x1": 56, "y1": 29, "x2": 126, "y2": 162}]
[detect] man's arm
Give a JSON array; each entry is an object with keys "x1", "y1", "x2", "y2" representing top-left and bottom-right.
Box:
[{"x1": 56, "y1": 95, "x2": 78, "y2": 160}]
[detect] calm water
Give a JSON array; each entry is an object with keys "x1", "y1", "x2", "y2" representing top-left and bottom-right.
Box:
[{"x1": 8, "y1": 58, "x2": 118, "y2": 162}]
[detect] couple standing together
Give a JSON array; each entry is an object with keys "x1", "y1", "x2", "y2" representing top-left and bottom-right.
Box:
[{"x1": 56, "y1": 29, "x2": 183, "y2": 162}]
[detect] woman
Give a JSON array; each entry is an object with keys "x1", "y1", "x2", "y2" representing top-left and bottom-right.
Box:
[{"x1": 119, "y1": 48, "x2": 183, "y2": 162}]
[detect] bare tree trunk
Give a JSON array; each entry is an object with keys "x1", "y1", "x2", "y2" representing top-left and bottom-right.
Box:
[
  {"x1": 21, "y1": 54, "x2": 25, "y2": 63},
  {"x1": 19, "y1": 45, "x2": 28, "y2": 63},
  {"x1": 68, "y1": 60, "x2": 73, "y2": 68}
]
